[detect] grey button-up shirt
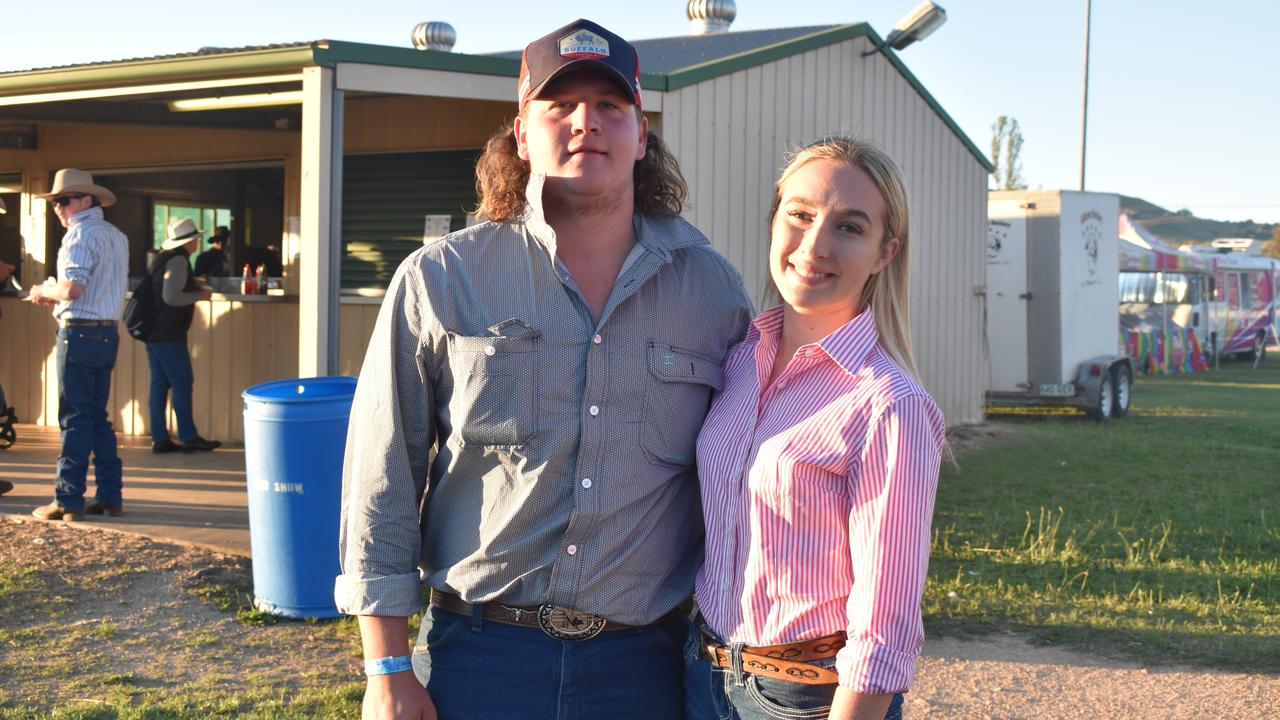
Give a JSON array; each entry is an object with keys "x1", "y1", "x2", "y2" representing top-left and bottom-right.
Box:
[{"x1": 335, "y1": 175, "x2": 753, "y2": 625}]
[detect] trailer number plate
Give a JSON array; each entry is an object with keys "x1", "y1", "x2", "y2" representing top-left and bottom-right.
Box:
[{"x1": 1038, "y1": 383, "x2": 1075, "y2": 397}]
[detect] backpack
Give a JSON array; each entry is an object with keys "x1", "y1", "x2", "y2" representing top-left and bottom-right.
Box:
[{"x1": 122, "y1": 258, "x2": 160, "y2": 341}]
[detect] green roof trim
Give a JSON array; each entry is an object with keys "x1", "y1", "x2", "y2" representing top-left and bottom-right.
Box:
[
  {"x1": 0, "y1": 45, "x2": 317, "y2": 95},
  {"x1": 657, "y1": 24, "x2": 991, "y2": 173},
  {"x1": 314, "y1": 40, "x2": 518, "y2": 77}
]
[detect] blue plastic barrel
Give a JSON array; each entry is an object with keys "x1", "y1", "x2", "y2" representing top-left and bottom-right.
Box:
[{"x1": 242, "y1": 376, "x2": 357, "y2": 619}]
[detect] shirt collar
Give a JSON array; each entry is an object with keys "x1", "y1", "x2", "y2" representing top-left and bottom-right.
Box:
[
  {"x1": 521, "y1": 173, "x2": 710, "y2": 262},
  {"x1": 749, "y1": 304, "x2": 881, "y2": 377},
  {"x1": 68, "y1": 206, "x2": 103, "y2": 228}
]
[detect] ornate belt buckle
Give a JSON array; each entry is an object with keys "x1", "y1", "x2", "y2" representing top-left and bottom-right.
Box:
[{"x1": 537, "y1": 605, "x2": 606, "y2": 640}]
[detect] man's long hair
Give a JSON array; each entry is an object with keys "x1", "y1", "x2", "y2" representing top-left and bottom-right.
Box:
[{"x1": 474, "y1": 120, "x2": 688, "y2": 223}]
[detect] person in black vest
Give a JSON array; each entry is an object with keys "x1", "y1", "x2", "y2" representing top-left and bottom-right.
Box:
[{"x1": 146, "y1": 218, "x2": 220, "y2": 454}]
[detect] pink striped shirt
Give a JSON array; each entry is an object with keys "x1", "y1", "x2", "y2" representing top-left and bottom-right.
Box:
[{"x1": 694, "y1": 305, "x2": 945, "y2": 694}]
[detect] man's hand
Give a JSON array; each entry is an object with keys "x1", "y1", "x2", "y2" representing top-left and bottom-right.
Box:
[
  {"x1": 26, "y1": 279, "x2": 81, "y2": 305},
  {"x1": 362, "y1": 671, "x2": 436, "y2": 720},
  {"x1": 25, "y1": 283, "x2": 55, "y2": 306}
]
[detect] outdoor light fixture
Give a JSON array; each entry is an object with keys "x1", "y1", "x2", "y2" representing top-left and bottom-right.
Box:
[
  {"x1": 862, "y1": 0, "x2": 948, "y2": 56},
  {"x1": 167, "y1": 90, "x2": 304, "y2": 112}
]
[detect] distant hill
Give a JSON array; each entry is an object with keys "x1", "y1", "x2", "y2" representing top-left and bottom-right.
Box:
[{"x1": 1121, "y1": 195, "x2": 1277, "y2": 246}]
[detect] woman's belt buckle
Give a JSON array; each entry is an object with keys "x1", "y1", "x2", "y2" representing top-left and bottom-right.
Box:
[{"x1": 537, "y1": 605, "x2": 606, "y2": 640}]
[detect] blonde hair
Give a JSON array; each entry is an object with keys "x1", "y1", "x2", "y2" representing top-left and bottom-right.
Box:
[{"x1": 768, "y1": 136, "x2": 921, "y2": 382}]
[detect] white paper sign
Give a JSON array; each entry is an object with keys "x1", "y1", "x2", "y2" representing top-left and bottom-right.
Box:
[{"x1": 423, "y1": 214, "x2": 452, "y2": 243}]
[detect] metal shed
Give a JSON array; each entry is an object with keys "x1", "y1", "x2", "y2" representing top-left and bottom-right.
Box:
[{"x1": 0, "y1": 21, "x2": 990, "y2": 441}]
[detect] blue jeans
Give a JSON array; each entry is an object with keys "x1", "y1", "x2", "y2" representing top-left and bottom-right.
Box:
[
  {"x1": 683, "y1": 620, "x2": 904, "y2": 720},
  {"x1": 412, "y1": 605, "x2": 688, "y2": 719},
  {"x1": 55, "y1": 326, "x2": 122, "y2": 510},
  {"x1": 145, "y1": 340, "x2": 198, "y2": 443}
]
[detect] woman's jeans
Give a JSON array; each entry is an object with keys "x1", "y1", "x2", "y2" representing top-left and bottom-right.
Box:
[
  {"x1": 683, "y1": 619, "x2": 905, "y2": 720},
  {"x1": 412, "y1": 604, "x2": 688, "y2": 720},
  {"x1": 55, "y1": 325, "x2": 122, "y2": 509},
  {"x1": 145, "y1": 340, "x2": 197, "y2": 443}
]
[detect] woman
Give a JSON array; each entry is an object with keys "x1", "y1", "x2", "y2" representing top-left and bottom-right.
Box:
[
  {"x1": 685, "y1": 137, "x2": 945, "y2": 720},
  {"x1": 145, "y1": 218, "x2": 221, "y2": 455}
]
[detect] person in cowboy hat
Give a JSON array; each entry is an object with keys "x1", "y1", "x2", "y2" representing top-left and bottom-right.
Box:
[
  {"x1": 338, "y1": 18, "x2": 752, "y2": 720},
  {"x1": 193, "y1": 225, "x2": 231, "y2": 277},
  {"x1": 26, "y1": 168, "x2": 128, "y2": 522},
  {"x1": 144, "y1": 218, "x2": 221, "y2": 455}
]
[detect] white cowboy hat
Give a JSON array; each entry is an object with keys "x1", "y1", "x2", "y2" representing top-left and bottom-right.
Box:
[
  {"x1": 36, "y1": 168, "x2": 117, "y2": 207},
  {"x1": 161, "y1": 217, "x2": 203, "y2": 250}
]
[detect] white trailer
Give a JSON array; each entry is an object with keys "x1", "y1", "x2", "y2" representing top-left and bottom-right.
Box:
[{"x1": 986, "y1": 190, "x2": 1134, "y2": 420}]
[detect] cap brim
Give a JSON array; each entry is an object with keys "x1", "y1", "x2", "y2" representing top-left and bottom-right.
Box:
[{"x1": 525, "y1": 60, "x2": 638, "y2": 107}]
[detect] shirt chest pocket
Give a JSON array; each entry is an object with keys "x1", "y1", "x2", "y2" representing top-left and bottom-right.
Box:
[
  {"x1": 446, "y1": 332, "x2": 538, "y2": 447},
  {"x1": 643, "y1": 342, "x2": 724, "y2": 467}
]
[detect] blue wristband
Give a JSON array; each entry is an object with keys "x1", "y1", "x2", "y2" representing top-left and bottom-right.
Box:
[{"x1": 364, "y1": 655, "x2": 414, "y2": 676}]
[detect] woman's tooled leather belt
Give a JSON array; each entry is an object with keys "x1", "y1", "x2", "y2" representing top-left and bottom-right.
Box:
[{"x1": 703, "y1": 632, "x2": 846, "y2": 685}]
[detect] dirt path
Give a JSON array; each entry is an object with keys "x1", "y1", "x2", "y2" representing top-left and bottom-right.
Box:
[
  {"x1": 2, "y1": 515, "x2": 1276, "y2": 717},
  {"x1": 907, "y1": 635, "x2": 1279, "y2": 718},
  {"x1": 0, "y1": 515, "x2": 359, "y2": 712}
]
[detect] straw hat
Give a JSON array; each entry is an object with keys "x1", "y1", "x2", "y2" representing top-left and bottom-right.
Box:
[
  {"x1": 161, "y1": 218, "x2": 203, "y2": 251},
  {"x1": 36, "y1": 168, "x2": 117, "y2": 207}
]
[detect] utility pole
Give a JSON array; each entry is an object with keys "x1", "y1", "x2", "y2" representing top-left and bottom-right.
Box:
[{"x1": 1079, "y1": 0, "x2": 1092, "y2": 191}]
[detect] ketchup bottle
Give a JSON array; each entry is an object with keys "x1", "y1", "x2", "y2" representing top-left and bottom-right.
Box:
[{"x1": 241, "y1": 263, "x2": 256, "y2": 295}]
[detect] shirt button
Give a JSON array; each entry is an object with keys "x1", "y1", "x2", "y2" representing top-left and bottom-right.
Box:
[
  {"x1": 581, "y1": 478, "x2": 592, "y2": 489},
  {"x1": 567, "y1": 545, "x2": 578, "y2": 556},
  {"x1": 589, "y1": 405, "x2": 599, "y2": 416},
  {"x1": 484, "y1": 345, "x2": 496, "y2": 356},
  {"x1": 593, "y1": 334, "x2": 602, "y2": 345}
]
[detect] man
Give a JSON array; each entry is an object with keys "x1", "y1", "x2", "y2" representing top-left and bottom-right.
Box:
[
  {"x1": 25, "y1": 169, "x2": 128, "y2": 521},
  {"x1": 336, "y1": 19, "x2": 753, "y2": 720},
  {"x1": 146, "y1": 218, "x2": 221, "y2": 455},
  {"x1": 192, "y1": 226, "x2": 230, "y2": 277}
]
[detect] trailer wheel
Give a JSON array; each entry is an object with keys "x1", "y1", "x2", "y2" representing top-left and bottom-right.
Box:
[
  {"x1": 1243, "y1": 332, "x2": 1266, "y2": 362},
  {"x1": 1110, "y1": 364, "x2": 1132, "y2": 418},
  {"x1": 1090, "y1": 374, "x2": 1115, "y2": 422}
]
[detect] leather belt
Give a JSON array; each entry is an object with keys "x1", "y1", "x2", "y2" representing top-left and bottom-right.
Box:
[
  {"x1": 61, "y1": 319, "x2": 116, "y2": 327},
  {"x1": 703, "y1": 632, "x2": 846, "y2": 686},
  {"x1": 429, "y1": 588, "x2": 684, "y2": 641}
]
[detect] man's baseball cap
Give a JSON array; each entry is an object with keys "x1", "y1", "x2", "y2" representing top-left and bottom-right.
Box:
[{"x1": 518, "y1": 19, "x2": 641, "y2": 110}]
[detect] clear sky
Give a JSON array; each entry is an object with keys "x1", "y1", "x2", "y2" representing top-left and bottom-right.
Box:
[{"x1": 2, "y1": 0, "x2": 1275, "y2": 224}]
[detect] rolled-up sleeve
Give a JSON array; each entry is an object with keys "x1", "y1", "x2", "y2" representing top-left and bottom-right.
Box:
[
  {"x1": 334, "y1": 259, "x2": 436, "y2": 616},
  {"x1": 61, "y1": 230, "x2": 97, "y2": 286},
  {"x1": 837, "y1": 393, "x2": 945, "y2": 693}
]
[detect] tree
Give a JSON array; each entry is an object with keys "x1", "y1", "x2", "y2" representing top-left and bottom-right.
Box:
[
  {"x1": 1262, "y1": 226, "x2": 1280, "y2": 259},
  {"x1": 990, "y1": 116, "x2": 1026, "y2": 190}
]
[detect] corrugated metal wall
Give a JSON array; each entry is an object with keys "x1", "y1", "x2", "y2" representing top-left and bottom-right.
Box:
[{"x1": 658, "y1": 36, "x2": 988, "y2": 425}]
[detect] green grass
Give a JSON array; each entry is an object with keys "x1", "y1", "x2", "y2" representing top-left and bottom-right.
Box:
[{"x1": 927, "y1": 357, "x2": 1280, "y2": 670}]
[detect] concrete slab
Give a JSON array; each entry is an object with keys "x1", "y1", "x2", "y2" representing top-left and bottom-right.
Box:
[{"x1": 0, "y1": 424, "x2": 251, "y2": 556}]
